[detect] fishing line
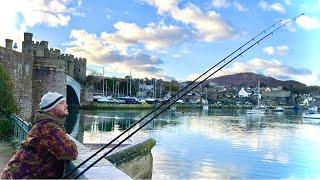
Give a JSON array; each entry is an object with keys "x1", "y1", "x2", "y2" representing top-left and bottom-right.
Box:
[{"x1": 64, "y1": 13, "x2": 303, "y2": 178}]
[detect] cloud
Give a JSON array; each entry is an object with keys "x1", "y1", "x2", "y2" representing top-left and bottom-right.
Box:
[
  {"x1": 233, "y1": 1, "x2": 248, "y2": 12},
  {"x1": 280, "y1": 18, "x2": 296, "y2": 32},
  {"x1": 276, "y1": 45, "x2": 289, "y2": 55},
  {"x1": 212, "y1": 0, "x2": 247, "y2": 11},
  {"x1": 263, "y1": 45, "x2": 289, "y2": 55},
  {"x1": 145, "y1": 0, "x2": 179, "y2": 14},
  {"x1": 212, "y1": 0, "x2": 230, "y2": 8},
  {"x1": 263, "y1": 46, "x2": 275, "y2": 55},
  {"x1": 296, "y1": 15, "x2": 320, "y2": 31},
  {"x1": 145, "y1": 0, "x2": 237, "y2": 42},
  {"x1": 284, "y1": 0, "x2": 292, "y2": 5},
  {"x1": 258, "y1": 0, "x2": 286, "y2": 13},
  {"x1": 171, "y1": 3, "x2": 236, "y2": 42},
  {"x1": 0, "y1": 0, "x2": 80, "y2": 48},
  {"x1": 100, "y1": 21, "x2": 189, "y2": 51},
  {"x1": 185, "y1": 72, "x2": 213, "y2": 82},
  {"x1": 105, "y1": 8, "x2": 112, "y2": 19},
  {"x1": 186, "y1": 58, "x2": 317, "y2": 85},
  {"x1": 65, "y1": 29, "x2": 173, "y2": 80},
  {"x1": 227, "y1": 58, "x2": 315, "y2": 85}
]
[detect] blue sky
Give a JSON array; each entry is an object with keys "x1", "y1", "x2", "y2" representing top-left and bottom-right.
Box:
[{"x1": 0, "y1": 0, "x2": 319, "y2": 85}]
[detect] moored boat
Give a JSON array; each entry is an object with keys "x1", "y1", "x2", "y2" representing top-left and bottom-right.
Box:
[{"x1": 273, "y1": 106, "x2": 284, "y2": 112}]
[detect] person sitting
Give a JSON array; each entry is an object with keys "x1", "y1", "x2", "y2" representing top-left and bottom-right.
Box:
[{"x1": 1, "y1": 92, "x2": 78, "y2": 179}]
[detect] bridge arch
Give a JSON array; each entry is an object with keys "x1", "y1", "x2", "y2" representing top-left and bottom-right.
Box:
[{"x1": 66, "y1": 75, "x2": 81, "y2": 106}]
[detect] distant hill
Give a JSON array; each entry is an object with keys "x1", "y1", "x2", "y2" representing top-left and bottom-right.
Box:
[{"x1": 205, "y1": 72, "x2": 307, "y2": 89}]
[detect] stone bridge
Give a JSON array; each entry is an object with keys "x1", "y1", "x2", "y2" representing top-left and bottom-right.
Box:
[{"x1": 67, "y1": 75, "x2": 81, "y2": 106}]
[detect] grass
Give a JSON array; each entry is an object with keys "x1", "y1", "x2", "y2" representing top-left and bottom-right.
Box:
[{"x1": 0, "y1": 141, "x2": 15, "y2": 171}]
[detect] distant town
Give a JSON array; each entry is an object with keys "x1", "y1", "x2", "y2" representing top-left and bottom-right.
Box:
[{"x1": 86, "y1": 72, "x2": 320, "y2": 108}]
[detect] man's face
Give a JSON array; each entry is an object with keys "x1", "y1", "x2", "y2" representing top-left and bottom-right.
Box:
[{"x1": 52, "y1": 100, "x2": 69, "y2": 118}]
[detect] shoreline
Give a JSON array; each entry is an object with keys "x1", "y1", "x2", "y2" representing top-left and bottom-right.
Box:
[
  {"x1": 81, "y1": 103, "x2": 295, "y2": 110},
  {"x1": 81, "y1": 103, "x2": 252, "y2": 110}
]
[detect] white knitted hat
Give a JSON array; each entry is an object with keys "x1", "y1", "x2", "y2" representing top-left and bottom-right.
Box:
[{"x1": 39, "y1": 92, "x2": 66, "y2": 112}]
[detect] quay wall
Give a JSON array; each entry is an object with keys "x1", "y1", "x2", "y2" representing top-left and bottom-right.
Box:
[
  {"x1": 69, "y1": 136, "x2": 156, "y2": 179},
  {"x1": 81, "y1": 103, "x2": 254, "y2": 110},
  {"x1": 106, "y1": 138, "x2": 156, "y2": 179},
  {"x1": 0, "y1": 46, "x2": 33, "y2": 121}
]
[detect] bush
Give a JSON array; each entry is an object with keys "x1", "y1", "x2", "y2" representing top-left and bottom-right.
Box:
[
  {"x1": 0, "y1": 64, "x2": 17, "y2": 140},
  {"x1": 0, "y1": 119, "x2": 12, "y2": 140}
]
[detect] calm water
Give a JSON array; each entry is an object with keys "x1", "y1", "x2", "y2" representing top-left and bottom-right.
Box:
[{"x1": 66, "y1": 108, "x2": 320, "y2": 179}]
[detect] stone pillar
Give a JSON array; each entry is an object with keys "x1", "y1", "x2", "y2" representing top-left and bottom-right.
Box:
[{"x1": 5, "y1": 39, "x2": 13, "y2": 49}]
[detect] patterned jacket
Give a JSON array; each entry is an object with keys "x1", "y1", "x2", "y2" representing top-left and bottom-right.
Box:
[{"x1": 1, "y1": 112, "x2": 78, "y2": 179}]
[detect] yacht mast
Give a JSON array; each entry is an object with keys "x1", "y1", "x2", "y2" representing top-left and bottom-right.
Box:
[
  {"x1": 258, "y1": 81, "x2": 260, "y2": 108},
  {"x1": 102, "y1": 68, "x2": 105, "y2": 96}
]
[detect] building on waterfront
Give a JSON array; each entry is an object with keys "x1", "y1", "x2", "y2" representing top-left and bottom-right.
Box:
[
  {"x1": 261, "y1": 90, "x2": 291, "y2": 105},
  {"x1": 238, "y1": 87, "x2": 250, "y2": 98}
]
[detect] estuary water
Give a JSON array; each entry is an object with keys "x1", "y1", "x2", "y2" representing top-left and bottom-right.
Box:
[{"x1": 66, "y1": 108, "x2": 320, "y2": 179}]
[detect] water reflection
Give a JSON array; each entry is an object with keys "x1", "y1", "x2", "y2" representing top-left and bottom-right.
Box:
[{"x1": 66, "y1": 108, "x2": 320, "y2": 179}]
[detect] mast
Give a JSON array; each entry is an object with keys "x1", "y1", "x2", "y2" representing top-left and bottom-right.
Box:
[
  {"x1": 102, "y1": 68, "x2": 105, "y2": 96},
  {"x1": 113, "y1": 77, "x2": 115, "y2": 96},
  {"x1": 130, "y1": 68, "x2": 132, "y2": 97},
  {"x1": 257, "y1": 81, "x2": 260, "y2": 108}
]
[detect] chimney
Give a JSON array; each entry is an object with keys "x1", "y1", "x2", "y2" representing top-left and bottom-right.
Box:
[{"x1": 5, "y1": 39, "x2": 13, "y2": 49}]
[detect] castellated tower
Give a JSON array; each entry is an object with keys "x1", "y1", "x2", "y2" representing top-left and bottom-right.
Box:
[
  {"x1": 22, "y1": 32, "x2": 33, "y2": 55},
  {"x1": 22, "y1": 32, "x2": 87, "y2": 85},
  {"x1": 1, "y1": 32, "x2": 87, "y2": 122},
  {"x1": 61, "y1": 54, "x2": 75, "y2": 77},
  {"x1": 22, "y1": 33, "x2": 50, "y2": 57},
  {"x1": 74, "y1": 57, "x2": 87, "y2": 84}
]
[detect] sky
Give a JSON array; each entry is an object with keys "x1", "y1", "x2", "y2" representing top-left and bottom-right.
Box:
[{"x1": 0, "y1": 0, "x2": 319, "y2": 85}]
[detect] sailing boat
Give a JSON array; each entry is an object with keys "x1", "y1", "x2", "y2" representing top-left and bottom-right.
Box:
[
  {"x1": 247, "y1": 81, "x2": 265, "y2": 114},
  {"x1": 302, "y1": 106, "x2": 320, "y2": 119},
  {"x1": 202, "y1": 88, "x2": 209, "y2": 110}
]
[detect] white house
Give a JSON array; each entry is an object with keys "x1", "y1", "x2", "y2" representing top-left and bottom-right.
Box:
[{"x1": 238, "y1": 87, "x2": 249, "y2": 98}]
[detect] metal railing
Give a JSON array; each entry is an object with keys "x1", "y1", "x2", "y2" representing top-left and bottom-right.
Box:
[{"x1": 10, "y1": 114, "x2": 31, "y2": 144}]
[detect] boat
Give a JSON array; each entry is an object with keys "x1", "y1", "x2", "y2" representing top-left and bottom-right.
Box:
[
  {"x1": 202, "y1": 88, "x2": 209, "y2": 110},
  {"x1": 302, "y1": 113, "x2": 320, "y2": 119},
  {"x1": 97, "y1": 96, "x2": 113, "y2": 103},
  {"x1": 273, "y1": 106, "x2": 284, "y2": 112},
  {"x1": 247, "y1": 82, "x2": 265, "y2": 115},
  {"x1": 247, "y1": 109, "x2": 265, "y2": 114},
  {"x1": 308, "y1": 106, "x2": 318, "y2": 112},
  {"x1": 303, "y1": 106, "x2": 320, "y2": 119},
  {"x1": 202, "y1": 102, "x2": 209, "y2": 110}
]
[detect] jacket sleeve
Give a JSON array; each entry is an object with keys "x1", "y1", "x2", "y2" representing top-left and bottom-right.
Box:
[{"x1": 42, "y1": 127, "x2": 78, "y2": 160}]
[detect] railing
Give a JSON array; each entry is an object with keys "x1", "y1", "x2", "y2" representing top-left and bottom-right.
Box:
[{"x1": 10, "y1": 114, "x2": 31, "y2": 144}]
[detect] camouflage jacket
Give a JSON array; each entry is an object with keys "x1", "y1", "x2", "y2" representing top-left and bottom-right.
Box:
[{"x1": 1, "y1": 112, "x2": 78, "y2": 179}]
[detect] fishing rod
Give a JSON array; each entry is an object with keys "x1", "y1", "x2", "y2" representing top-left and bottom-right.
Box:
[
  {"x1": 63, "y1": 18, "x2": 282, "y2": 179},
  {"x1": 64, "y1": 13, "x2": 303, "y2": 178}
]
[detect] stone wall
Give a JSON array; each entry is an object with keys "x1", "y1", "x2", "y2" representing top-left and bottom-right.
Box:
[
  {"x1": 32, "y1": 57, "x2": 66, "y2": 119},
  {"x1": 1, "y1": 32, "x2": 87, "y2": 121},
  {"x1": 81, "y1": 86, "x2": 93, "y2": 105},
  {"x1": 0, "y1": 46, "x2": 33, "y2": 121},
  {"x1": 74, "y1": 58, "x2": 86, "y2": 84}
]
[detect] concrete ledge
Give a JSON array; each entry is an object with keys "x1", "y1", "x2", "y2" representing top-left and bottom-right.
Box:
[
  {"x1": 106, "y1": 138, "x2": 156, "y2": 166},
  {"x1": 68, "y1": 136, "x2": 131, "y2": 179}
]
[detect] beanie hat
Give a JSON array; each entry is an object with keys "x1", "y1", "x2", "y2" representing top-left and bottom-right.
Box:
[{"x1": 39, "y1": 92, "x2": 66, "y2": 112}]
